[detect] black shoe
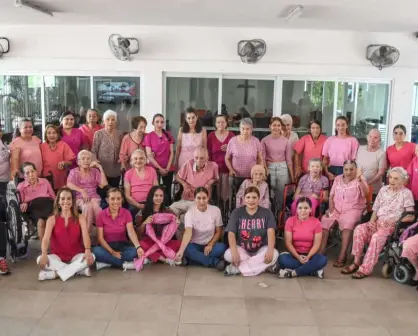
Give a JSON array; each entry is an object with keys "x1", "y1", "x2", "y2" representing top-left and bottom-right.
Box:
[
  {"x1": 216, "y1": 259, "x2": 227, "y2": 272},
  {"x1": 181, "y1": 257, "x2": 189, "y2": 266}
]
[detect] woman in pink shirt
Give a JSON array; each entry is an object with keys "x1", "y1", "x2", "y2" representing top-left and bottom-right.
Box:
[
  {"x1": 67, "y1": 150, "x2": 108, "y2": 232},
  {"x1": 207, "y1": 115, "x2": 235, "y2": 202},
  {"x1": 40, "y1": 124, "x2": 75, "y2": 190},
  {"x1": 144, "y1": 114, "x2": 175, "y2": 204},
  {"x1": 387, "y1": 124, "x2": 416, "y2": 170},
  {"x1": 124, "y1": 149, "x2": 158, "y2": 220},
  {"x1": 262, "y1": 117, "x2": 294, "y2": 211},
  {"x1": 294, "y1": 120, "x2": 327, "y2": 178},
  {"x1": 10, "y1": 118, "x2": 43, "y2": 180},
  {"x1": 17, "y1": 162, "x2": 55, "y2": 240},
  {"x1": 236, "y1": 165, "x2": 270, "y2": 209},
  {"x1": 322, "y1": 116, "x2": 359, "y2": 180},
  {"x1": 320, "y1": 160, "x2": 369, "y2": 268},
  {"x1": 79, "y1": 109, "x2": 102, "y2": 150},
  {"x1": 278, "y1": 197, "x2": 328, "y2": 278},
  {"x1": 60, "y1": 111, "x2": 88, "y2": 168},
  {"x1": 120, "y1": 116, "x2": 147, "y2": 171}
]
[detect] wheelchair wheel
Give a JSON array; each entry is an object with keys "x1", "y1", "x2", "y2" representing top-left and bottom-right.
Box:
[
  {"x1": 6, "y1": 199, "x2": 28, "y2": 259},
  {"x1": 381, "y1": 262, "x2": 394, "y2": 279},
  {"x1": 394, "y1": 264, "x2": 412, "y2": 284}
]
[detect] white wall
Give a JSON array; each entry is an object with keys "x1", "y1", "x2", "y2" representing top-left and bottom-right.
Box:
[{"x1": 1, "y1": 25, "x2": 418, "y2": 142}]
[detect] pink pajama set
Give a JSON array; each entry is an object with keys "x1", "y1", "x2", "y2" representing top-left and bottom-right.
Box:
[
  {"x1": 352, "y1": 186, "x2": 414, "y2": 275},
  {"x1": 321, "y1": 175, "x2": 366, "y2": 231}
]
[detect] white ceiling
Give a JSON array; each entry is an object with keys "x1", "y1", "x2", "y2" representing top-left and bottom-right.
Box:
[{"x1": 0, "y1": 0, "x2": 417, "y2": 32}]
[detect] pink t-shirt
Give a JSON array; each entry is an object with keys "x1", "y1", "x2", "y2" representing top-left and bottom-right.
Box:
[
  {"x1": 96, "y1": 207, "x2": 133, "y2": 243},
  {"x1": 226, "y1": 136, "x2": 262, "y2": 178},
  {"x1": 207, "y1": 131, "x2": 235, "y2": 174},
  {"x1": 10, "y1": 136, "x2": 42, "y2": 177},
  {"x1": 143, "y1": 131, "x2": 174, "y2": 169},
  {"x1": 61, "y1": 128, "x2": 86, "y2": 164},
  {"x1": 386, "y1": 142, "x2": 416, "y2": 170},
  {"x1": 407, "y1": 157, "x2": 418, "y2": 200},
  {"x1": 184, "y1": 204, "x2": 223, "y2": 245},
  {"x1": 124, "y1": 166, "x2": 158, "y2": 202},
  {"x1": 285, "y1": 216, "x2": 322, "y2": 254},
  {"x1": 119, "y1": 133, "x2": 146, "y2": 165},
  {"x1": 17, "y1": 178, "x2": 55, "y2": 203},
  {"x1": 331, "y1": 175, "x2": 366, "y2": 213},
  {"x1": 294, "y1": 134, "x2": 327, "y2": 173},
  {"x1": 261, "y1": 134, "x2": 292, "y2": 166},
  {"x1": 177, "y1": 160, "x2": 219, "y2": 200},
  {"x1": 79, "y1": 124, "x2": 102, "y2": 149},
  {"x1": 67, "y1": 167, "x2": 101, "y2": 200},
  {"x1": 322, "y1": 136, "x2": 359, "y2": 166}
]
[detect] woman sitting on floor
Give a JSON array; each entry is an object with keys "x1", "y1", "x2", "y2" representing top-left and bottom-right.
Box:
[
  {"x1": 175, "y1": 187, "x2": 227, "y2": 270},
  {"x1": 342, "y1": 167, "x2": 415, "y2": 279},
  {"x1": 236, "y1": 164, "x2": 270, "y2": 209},
  {"x1": 224, "y1": 186, "x2": 278, "y2": 276},
  {"x1": 37, "y1": 187, "x2": 95, "y2": 281},
  {"x1": 67, "y1": 150, "x2": 108, "y2": 232},
  {"x1": 17, "y1": 162, "x2": 55, "y2": 240},
  {"x1": 93, "y1": 188, "x2": 143, "y2": 271},
  {"x1": 278, "y1": 197, "x2": 328, "y2": 279}
]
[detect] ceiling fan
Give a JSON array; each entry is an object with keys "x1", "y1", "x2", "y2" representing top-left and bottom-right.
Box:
[{"x1": 15, "y1": 0, "x2": 54, "y2": 17}]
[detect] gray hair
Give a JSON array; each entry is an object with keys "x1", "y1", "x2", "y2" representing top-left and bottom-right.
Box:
[
  {"x1": 308, "y1": 158, "x2": 322, "y2": 166},
  {"x1": 368, "y1": 128, "x2": 381, "y2": 139},
  {"x1": 193, "y1": 147, "x2": 208, "y2": 158},
  {"x1": 388, "y1": 167, "x2": 409, "y2": 181},
  {"x1": 240, "y1": 118, "x2": 253, "y2": 128},
  {"x1": 103, "y1": 109, "x2": 117, "y2": 120},
  {"x1": 77, "y1": 149, "x2": 93, "y2": 161},
  {"x1": 280, "y1": 114, "x2": 293, "y2": 125}
]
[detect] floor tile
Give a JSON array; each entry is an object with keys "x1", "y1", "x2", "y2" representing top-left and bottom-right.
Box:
[
  {"x1": 319, "y1": 326, "x2": 391, "y2": 336},
  {"x1": 249, "y1": 325, "x2": 320, "y2": 336},
  {"x1": 29, "y1": 318, "x2": 108, "y2": 336},
  {"x1": 112, "y1": 294, "x2": 182, "y2": 323},
  {"x1": 0, "y1": 290, "x2": 59, "y2": 319},
  {"x1": 388, "y1": 327, "x2": 418, "y2": 336},
  {"x1": 44, "y1": 293, "x2": 119, "y2": 320},
  {"x1": 243, "y1": 275, "x2": 304, "y2": 299},
  {"x1": 178, "y1": 324, "x2": 250, "y2": 336},
  {"x1": 299, "y1": 278, "x2": 365, "y2": 300},
  {"x1": 370, "y1": 300, "x2": 418, "y2": 328},
  {"x1": 180, "y1": 296, "x2": 247, "y2": 325},
  {"x1": 104, "y1": 321, "x2": 177, "y2": 336},
  {"x1": 0, "y1": 317, "x2": 38, "y2": 336},
  {"x1": 353, "y1": 278, "x2": 418, "y2": 301},
  {"x1": 245, "y1": 298, "x2": 315, "y2": 326}
]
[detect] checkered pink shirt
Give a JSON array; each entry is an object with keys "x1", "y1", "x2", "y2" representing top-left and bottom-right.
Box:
[{"x1": 226, "y1": 136, "x2": 262, "y2": 178}]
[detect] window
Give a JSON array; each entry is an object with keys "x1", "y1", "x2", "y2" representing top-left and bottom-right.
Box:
[
  {"x1": 166, "y1": 77, "x2": 219, "y2": 140},
  {"x1": 93, "y1": 77, "x2": 140, "y2": 133}
]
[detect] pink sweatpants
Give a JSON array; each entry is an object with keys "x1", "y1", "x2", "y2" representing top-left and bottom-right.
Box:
[
  {"x1": 352, "y1": 222, "x2": 393, "y2": 275},
  {"x1": 402, "y1": 234, "x2": 418, "y2": 272},
  {"x1": 76, "y1": 198, "x2": 101, "y2": 232},
  {"x1": 224, "y1": 246, "x2": 279, "y2": 276},
  {"x1": 291, "y1": 196, "x2": 319, "y2": 216},
  {"x1": 140, "y1": 237, "x2": 181, "y2": 263}
]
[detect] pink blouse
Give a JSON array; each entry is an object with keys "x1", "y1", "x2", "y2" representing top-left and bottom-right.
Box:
[
  {"x1": 322, "y1": 136, "x2": 359, "y2": 166},
  {"x1": 119, "y1": 133, "x2": 146, "y2": 166},
  {"x1": 236, "y1": 179, "x2": 270, "y2": 209},
  {"x1": 330, "y1": 175, "x2": 366, "y2": 213},
  {"x1": 261, "y1": 134, "x2": 292, "y2": 167},
  {"x1": 207, "y1": 131, "x2": 235, "y2": 174},
  {"x1": 226, "y1": 136, "x2": 262, "y2": 178},
  {"x1": 79, "y1": 124, "x2": 102, "y2": 149}
]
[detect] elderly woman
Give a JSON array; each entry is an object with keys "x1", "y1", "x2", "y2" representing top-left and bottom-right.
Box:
[
  {"x1": 322, "y1": 116, "x2": 359, "y2": 179},
  {"x1": 17, "y1": 162, "x2": 55, "y2": 241},
  {"x1": 225, "y1": 118, "x2": 263, "y2": 191},
  {"x1": 10, "y1": 118, "x2": 42, "y2": 179},
  {"x1": 124, "y1": 149, "x2": 158, "y2": 220},
  {"x1": 60, "y1": 111, "x2": 88, "y2": 168},
  {"x1": 37, "y1": 188, "x2": 94, "y2": 281},
  {"x1": 280, "y1": 114, "x2": 299, "y2": 146},
  {"x1": 224, "y1": 186, "x2": 278, "y2": 276},
  {"x1": 320, "y1": 160, "x2": 369, "y2": 268},
  {"x1": 387, "y1": 124, "x2": 416, "y2": 170},
  {"x1": 120, "y1": 116, "x2": 147, "y2": 171},
  {"x1": 79, "y1": 109, "x2": 102, "y2": 150},
  {"x1": 92, "y1": 109, "x2": 123, "y2": 188},
  {"x1": 342, "y1": 167, "x2": 415, "y2": 279},
  {"x1": 236, "y1": 165, "x2": 270, "y2": 209},
  {"x1": 67, "y1": 150, "x2": 108, "y2": 232},
  {"x1": 40, "y1": 124, "x2": 75, "y2": 190},
  {"x1": 294, "y1": 120, "x2": 327, "y2": 179}
]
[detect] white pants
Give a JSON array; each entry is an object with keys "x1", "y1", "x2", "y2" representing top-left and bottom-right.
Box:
[
  {"x1": 268, "y1": 162, "x2": 290, "y2": 211},
  {"x1": 36, "y1": 253, "x2": 94, "y2": 281},
  {"x1": 170, "y1": 200, "x2": 194, "y2": 216}
]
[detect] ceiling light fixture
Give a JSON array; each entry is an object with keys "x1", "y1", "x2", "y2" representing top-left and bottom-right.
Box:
[
  {"x1": 285, "y1": 5, "x2": 304, "y2": 22},
  {"x1": 15, "y1": 0, "x2": 54, "y2": 17}
]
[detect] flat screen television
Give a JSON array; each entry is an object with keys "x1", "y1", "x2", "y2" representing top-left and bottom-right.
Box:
[{"x1": 96, "y1": 81, "x2": 136, "y2": 104}]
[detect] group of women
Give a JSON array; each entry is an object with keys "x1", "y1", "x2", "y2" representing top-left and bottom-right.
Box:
[{"x1": 0, "y1": 108, "x2": 417, "y2": 287}]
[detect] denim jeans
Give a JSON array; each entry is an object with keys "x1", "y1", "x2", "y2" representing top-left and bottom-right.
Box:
[
  {"x1": 92, "y1": 241, "x2": 137, "y2": 268},
  {"x1": 184, "y1": 242, "x2": 227, "y2": 267},
  {"x1": 278, "y1": 253, "x2": 328, "y2": 276}
]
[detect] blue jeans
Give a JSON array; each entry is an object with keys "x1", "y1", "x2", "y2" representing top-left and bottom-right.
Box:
[
  {"x1": 329, "y1": 166, "x2": 343, "y2": 176},
  {"x1": 278, "y1": 253, "x2": 328, "y2": 276},
  {"x1": 184, "y1": 242, "x2": 227, "y2": 267},
  {"x1": 92, "y1": 241, "x2": 138, "y2": 268}
]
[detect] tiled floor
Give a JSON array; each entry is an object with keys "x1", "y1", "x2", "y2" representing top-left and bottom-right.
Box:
[{"x1": 1, "y1": 244, "x2": 418, "y2": 336}]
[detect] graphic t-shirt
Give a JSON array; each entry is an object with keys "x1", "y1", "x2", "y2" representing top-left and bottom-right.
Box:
[{"x1": 226, "y1": 206, "x2": 276, "y2": 253}]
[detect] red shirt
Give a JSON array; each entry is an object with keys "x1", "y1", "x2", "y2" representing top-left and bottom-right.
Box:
[
  {"x1": 96, "y1": 207, "x2": 133, "y2": 243},
  {"x1": 207, "y1": 131, "x2": 235, "y2": 174},
  {"x1": 50, "y1": 215, "x2": 84, "y2": 262},
  {"x1": 407, "y1": 157, "x2": 418, "y2": 200},
  {"x1": 293, "y1": 134, "x2": 327, "y2": 173},
  {"x1": 386, "y1": 142, "x2": 416, "y2": 170},
  {"x1": 285, "y1": 216, "x2": 322, "y2": 254}
]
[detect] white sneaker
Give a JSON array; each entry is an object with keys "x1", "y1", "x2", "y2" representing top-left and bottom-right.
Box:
[
  {"x1": 278, "y1": 269, "x2": 292, "y2": 278},
  {"x1": 122, "y1": 261, "x2": 135, "y2": 271},
  {"x1": 38, "y1": 270, "x2": 57, "y2": 281},
  {"x1": 77, "y1": 268, "x2": 91, "y2": 277},
  {"x1": 315, "y1": 269, "x2": 325, "y2": 279},
  {"x1": 144, "y1": 258, "x2": 152, "y2": 265},
  {"x1": 224, "y1": 264, "x2": 240, "y2": 276},
  {"x1": 96, "y1": 262, "x2": 112, "y2": 271}
]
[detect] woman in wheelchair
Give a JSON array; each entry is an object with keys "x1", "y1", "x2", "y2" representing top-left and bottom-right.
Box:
[
  {"x1": 236, "y1": 165, "x2": 270, "y2": 209},
  {"x1": 17, "y1": 162, "x2": 55, "y2": 240},
  {"x1": 319, "y1": 160, "x2": 369, "y2": 268},
  {"x1": 402, "y1": 233, "x2": 418, "y2": 288},
  {"x1": 342, "y1": 167, "x2": 415, "y2": 279},
  {"x1": 67, "y1": 150, "x2": 108, "y2": 232},
  {"x1": 291, "y1": 158, "x2": 329, "y2": 216},
  {"x1": 37, "y1": 188, "x2": 95, "y2": 281}
]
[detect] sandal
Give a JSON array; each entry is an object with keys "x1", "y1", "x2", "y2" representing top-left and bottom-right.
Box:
[
  {"x1": 341, "y1": 263, "x2": 359, "y2": 275},
  {"x1": 333, "y1": 259, "x2": 346, "y2": 268},
  {"x1": 352, "y1": 271, "x2": 367, "y2": 279}
]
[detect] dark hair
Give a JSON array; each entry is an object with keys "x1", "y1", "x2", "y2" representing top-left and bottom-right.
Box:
[
  {"x1": 141, "y1": 186, "x2": 167, "y2": 222},
  {"x1": 309, "y1": 120, "x2": 322, "y2": 131},
  {"x1": 343, "y1": 159, "x2": 357, "y2": 167},
  {"x1": 59, "y1": 111, "x2": 76, "y2": 135},
  {"x1": 215, "y1": 114, "x2": 228, "y2": 125},
  {"x1": 44, "y1": 124, "x2": 61, "y2": 143},
  {"x1": 152, "y1": 113, "x2": 173, "y2": 142},
  {"x1": 296, "y1": 196, "x2": 312, "y2": 208},
  {"x1": 244, "y1": 186, "x2": 260, "y2": 198},
  {"x1": 132, "y1": 116, "x2": 147, "y2": 130},
  {"x1": 54, "y1": 187, "x2": 79, "y2": 218},
  {"x1": 106, "y1": 187, "x2": 123, "y2": 198},
  {"x1": 194, "y1": 186, "x2": 209, "y2": 197},
  {"x1": 393, "y1": 124, "x2": 407, "y2": 134},
  {"x1": 20, "y1": 161, "x2": 36, "y2": 174},
  {"x1": 85, "y1": 109, "x2": 101, "y2": 125},
  {"x1": 13, "y1": 118, "x2": 33, "y2": 138},
  {"x1": 182, "y1": 107, "x2": 203, "y2": 134},
  {"x1": 334, "y1": 116, "x2": 350, "y2": 136},
  {"x1": 269, "y1": 117, "x2": 286, "y2": 128}
]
